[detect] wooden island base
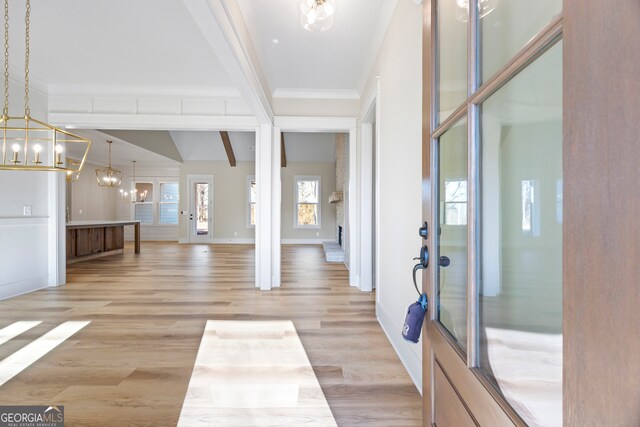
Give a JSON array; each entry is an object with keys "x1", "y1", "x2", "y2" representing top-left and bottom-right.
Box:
[{"x1": 66, "y1": 220, "x2": 141, "y2": 263}]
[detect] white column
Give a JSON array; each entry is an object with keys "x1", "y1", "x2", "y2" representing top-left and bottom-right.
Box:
[
  {"x1": 255, "y1": 124, "x2": 280, "y2": 290},
  {"x1": 48, "y1": 171, "x2": 65, "y2": 286},
  {"x1": 271, "y1": 127, "x2": 282, "y2": 288}
]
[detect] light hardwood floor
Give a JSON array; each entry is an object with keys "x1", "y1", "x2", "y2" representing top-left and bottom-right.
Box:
[{"x1": 0, "y1": 243, "x2": 421, "y2": 426}]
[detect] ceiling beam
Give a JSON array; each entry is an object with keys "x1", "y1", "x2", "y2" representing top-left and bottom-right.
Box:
[
  {"x1": 281, "y1": 133, "x2": 287, "y2": 168},
  {"x1": 220, "y1": 131, "x2": 237, "y2": 167}
]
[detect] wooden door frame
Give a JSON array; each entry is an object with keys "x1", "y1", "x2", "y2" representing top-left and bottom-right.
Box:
[{"x1": 186, "y1": 174, "x2": 214, "y2": 244}]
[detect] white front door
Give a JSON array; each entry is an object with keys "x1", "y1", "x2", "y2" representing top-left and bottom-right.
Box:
[{"x1": 188, "y1": 175, "x2": 214, "y2": 244}]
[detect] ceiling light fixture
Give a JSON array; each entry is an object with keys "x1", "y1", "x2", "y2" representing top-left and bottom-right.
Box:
[
  {"x1": 0, "y1": 0, "x2": 90, "y2": 173},
  {"x1": 455, "y1": 0, "x2": 497, "y2": 22},
  {"x1": 95, "y1": 141, "x2": 122, "y2": 188},
  {"x1": 298, "y1": 0, "x2": 337, "y2": 32}
]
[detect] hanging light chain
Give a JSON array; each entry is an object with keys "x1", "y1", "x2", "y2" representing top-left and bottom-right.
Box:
[
  {"x1": 3, "y1": 0, "x2": 8, "y2": 117},
  {"x1": 23, "y1": 0, "x2": 30, "y2": 117}
]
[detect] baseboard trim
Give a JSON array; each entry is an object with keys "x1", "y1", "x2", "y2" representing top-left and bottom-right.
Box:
[
  {"x1": 376, "y1": 301, "x2": 423, "y2": 394},
  {"x1": 0, "y1": 276, "x2": 49, "y2": 301},
  {"x1": 281, "y1": 239, "x2": 331, "y2": 245},
  {"x1": 211, "y1": 238, "x2": 255, "y2": 244}
]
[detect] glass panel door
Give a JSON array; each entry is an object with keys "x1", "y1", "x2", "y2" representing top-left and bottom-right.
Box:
[
  {"x1": 188, "y1": 176, "x2": 213, "y2": 243},
  {"x1": 437, "y1": 117, "x2": 468, "y2": 352}
]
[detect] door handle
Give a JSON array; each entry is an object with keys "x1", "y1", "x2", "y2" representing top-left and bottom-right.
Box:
[
  {"x1": 439, "y1": 256, "x2": 450, "y2": 267},
  {"x1": 412, "y1": 245, "x2": 429, "y2": 295}
]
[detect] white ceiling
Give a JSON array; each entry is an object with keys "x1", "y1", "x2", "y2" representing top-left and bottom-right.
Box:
[
  {"x1": 12, "y1": 0, "x2": 232, "y2": 87},
  {"x1": 236, "y1": 0, "x2": 397, "y2": 94}
]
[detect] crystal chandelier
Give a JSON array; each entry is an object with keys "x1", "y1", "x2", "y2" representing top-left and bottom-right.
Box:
[
  {"x1": 455, "y1": 0, "x2": 497, "y2": 22},
  {"x1": 0, "y1": 0, "x2": 90, "y2": 173},
  {"x1": 95, "y1": 141, "x2": 122, "y2": 188},
  {"x1": 298, "y1": 0, "x2": 337, "y2": 32}
]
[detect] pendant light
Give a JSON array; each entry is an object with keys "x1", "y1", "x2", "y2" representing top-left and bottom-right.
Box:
[
  {"x1": 0, "y1": 0, "x2": 91, "y2": 173},
  {"x1": 455, "y1": 0, "x2": 497, "y2": 22},
  {"x1": 95, "y1": 141, "x2": 122, "y2": 188},
  {"x1": 298, "y1": 0, "x2": 337, "y2": 32}
]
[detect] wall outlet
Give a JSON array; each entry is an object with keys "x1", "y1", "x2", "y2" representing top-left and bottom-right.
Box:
[
  {"x1": 78, "y1": 209, "x2": 83, "y2": 215},
  {"x1": 23, "y1": 205, "x2": 32, "y2": 216},
  {"x1": 316, "y1": 232, "x2": 320, "y2": 237},
  {"x1": 234, "y1": 231, "x2": 238, "y2": 236}
]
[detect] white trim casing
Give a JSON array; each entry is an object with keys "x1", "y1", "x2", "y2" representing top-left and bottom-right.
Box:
[
  {"x1": 359, "y1": 78, "x2": 381, "y2": 293},
  {"x1": 274, "y1": 116, "x2": 360, "y2": 289}
]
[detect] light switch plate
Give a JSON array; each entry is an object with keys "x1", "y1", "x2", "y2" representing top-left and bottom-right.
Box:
[{"x1": 23, "y1": 205, "x2": 32, "y2": 216}]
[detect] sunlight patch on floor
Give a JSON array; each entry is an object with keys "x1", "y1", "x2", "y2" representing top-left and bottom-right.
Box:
[{"x1": 0, "y1": 321, "x2": 90, "y2": 387}]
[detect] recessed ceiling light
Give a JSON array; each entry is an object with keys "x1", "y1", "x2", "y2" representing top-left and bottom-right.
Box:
[{"x1": 272, "y1": 38, "x2": 279, "y2": 44}]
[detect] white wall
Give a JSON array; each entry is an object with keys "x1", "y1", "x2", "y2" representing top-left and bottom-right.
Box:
[
  {"x1": 0, "y1": 80, "x2": 56, "y2": 299},
  {"x1": 69, "y1": 162, "x2": 118, "y2": 221},
  {"x1": 362, "y1": 0, "x2": 423, "y2": 391},
  {"x1": 281, "y1": 162, "x2": 337, "y2": 243},
  {"x1": 117, "y1": 165, "x2": 180, "y2": 241},
  {"x1": 179, "y1": 161, "x2": 256, "y2": 243}
]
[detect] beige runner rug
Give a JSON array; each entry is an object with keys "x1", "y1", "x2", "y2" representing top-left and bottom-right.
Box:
[{"x1": 178, "y1": 320, "x2": 337, "y2": 426}]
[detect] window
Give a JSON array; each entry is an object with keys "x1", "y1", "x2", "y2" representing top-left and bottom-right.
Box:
[
  {"x1": 131, "y1": 181, "x2": 180, "y2": 226},
  {"x1": 247, "y1": 176, "x2": 256, "y2": 227},
  {"x1": 159, "y1": 182, "x2": 179, "y2": 225},
  {"x1": 444, "y1": 179, "x2": 467, "y2": 225},
  {"x1": 294, "y1": 176, "x2": 320, "y2": 228},
  {"x1": 134, "y1": 182, "x2": 154, "y2": 224}
]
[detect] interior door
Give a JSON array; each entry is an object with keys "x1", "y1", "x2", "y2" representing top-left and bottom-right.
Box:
[
  {"x1": 422, "y1": 1, "x2": 563, "y2": 426},
  {"x1": 188, "y1": 175, "x2": 214, "y2": 244}
]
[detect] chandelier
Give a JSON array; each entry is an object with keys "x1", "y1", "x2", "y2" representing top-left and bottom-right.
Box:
[
  {"x1": 119, "y1": 160, "x2": 138, "y2": 201},
  {"x1": 0, "y1": 0, "x2": 90, "y2": 173},
  {"x1": 298, "y1": 0, "x2": 336, "y2": 32},
  {"x1": 455, "y1": 0, "x2": 497, "y2": 22},
  {"x1": 95, "y1": 141, "x2": 122, "y2": 188}
]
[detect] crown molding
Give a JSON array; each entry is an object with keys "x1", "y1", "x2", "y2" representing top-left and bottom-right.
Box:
[{"x1": 273, "y1": 88, "x2": 360, "y2": 100}]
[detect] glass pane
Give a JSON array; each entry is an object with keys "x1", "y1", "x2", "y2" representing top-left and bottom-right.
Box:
[
  {"x1": 160, "y1": 182, "x2": 179, "y2": 202},
  {"x1": 438, "y1": 0, "x2": 467, "y2": 123},
  {"x1": 480, "y1": 42, "x2": 562, "y2": 427},
  {"x1": 481, "y1": 0, "x2": 562, "y2": 82},
  {"x1": 135, "y1": 182, "x2": 153, "y2": 203},
  {"x1": 437, "y1": 117, "x2": 468, "y2": 351},
  {"x1": 134, "y1": 204, "x2": 153, "y2": 224},
  {"x1": 159, "y1": 203, "x2": 178, "y2": 225},
  {"x1": 297, "y1": 204, "x2": 318, "y2": 226},
  {"x1": 297, "y1": 179, "x2": 319, "y2": 203},
  {"x1": 195, "y1": 183, "x2": 209, "y2": 235},
  {"x1": 249, "y1": 178, "x2": 256, "y2": 203}
]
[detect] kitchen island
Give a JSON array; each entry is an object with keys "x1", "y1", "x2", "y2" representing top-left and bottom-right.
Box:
[{"x1": 66, "y1": 220, "x2": 141, "y2": 263}]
